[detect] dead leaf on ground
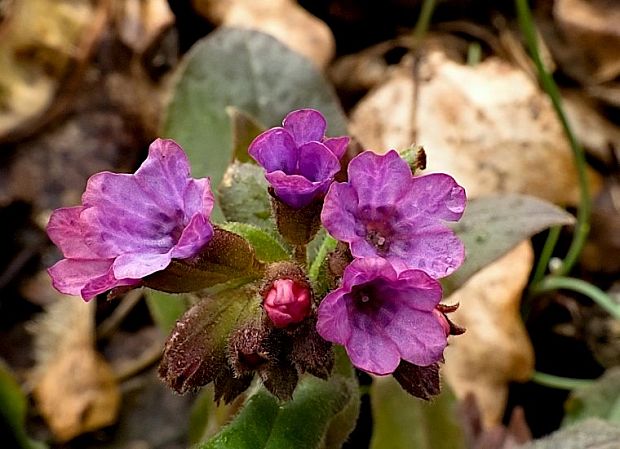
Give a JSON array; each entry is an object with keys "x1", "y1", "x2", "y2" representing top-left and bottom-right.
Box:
[
  {"x1": 0, "y1": 0, "x2": 108, "y2": 143},
  {"x1": 443, "y1": 241, "x2": 535, "y2": 427},
  {"x1": 350, "y1": 50, "x2": 601, "y2": 206},
  {"x1": 457, "y1": 393, "x2": 532, "y2": 449},
  {"x1": 581, "y1": 178, "x2": 620, "y2": 275},
  {"x1": 113, "y1": 0, "x2": 174, "y2": 55},
  {"x1": 191, "y1": 0, "x2": 335, "y2": 68},
  {"x1": 562, "y1": 91, "x2": 620, "y2": 165},
  {"x1": 553, "y1": 0, "x2": 620, "y2": 84},
  {"x1": 29, "y1": 287, "x2": 120, "y2": 442}
]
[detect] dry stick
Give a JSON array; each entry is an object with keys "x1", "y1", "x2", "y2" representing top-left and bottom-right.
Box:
[{"x1": 96, "y1": 289, "x2": 144, "y2": 341}]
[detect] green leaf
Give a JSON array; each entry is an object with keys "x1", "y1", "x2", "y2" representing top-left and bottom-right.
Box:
[
  {"x1": 517, "y1": 419, "x2": 620, "y2": 449},
  {"x1": 563, "y1": 367, "x2": 620, "y2": 426},
  {"x1": 0, "y1": 361, "x2": 47, "y2": 449},
  {"x1": 159, "y1": 285, "x2": 263, "y2": 395},
  {"x1": 444, "y1": 194, "x2": 575, "y2": 294},
  {"x1": 370, "y1": 377, "x2": 465, "y2": 449},
  {"x1": 199, "y1": 374, "x2": 358, "y2": 449},
  {"x1": 220, "y1": 222, "x2": 290, "y2": 263},
  {"x1": 189, "y1": 386, "x2": 241, "y2": 445},
  {"x1": 226, "y1": 106, "x2": 265, "y2": 163},
  {"x1": 323, "y1": 348, "x2": 361, "y2": 449},
  {"x1": 198, "y1": 390, "x2": 280, "y2": 449},
  {"x1": 219, "y1": 162, "x2": 273, "y2": 229},
  {"x1": 309, "y1": 234, "x2": 336, "y2": 283},
  {"x1": 145, "y1": 290, "x2": 189, "y2": 334},
  {"x1": 162, "y1": 27, "x2": 347, "y2": 216}
]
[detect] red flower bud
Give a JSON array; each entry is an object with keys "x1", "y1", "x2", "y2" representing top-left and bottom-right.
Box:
[{"x1": 264, "y1": 279, "x2": 311, "y2": 328}]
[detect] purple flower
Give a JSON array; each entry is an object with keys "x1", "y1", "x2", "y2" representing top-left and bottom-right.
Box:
[
  {"x1": 47, "y1": 139, "x2": 214, "y2": 301},
  {"x1": 249, "y1": 109, "x2": 349, "y2": 208},
  {"x1": 321, "y1": 150, "x2": 466, "y2": 278},
  {"x1": 317, "y1": 257, "x2": 447, "y2": 375}
]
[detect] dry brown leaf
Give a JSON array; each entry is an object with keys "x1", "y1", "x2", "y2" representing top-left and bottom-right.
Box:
[
  {"x1": 562, "y1": 91, "x2": 620, "y2": 164},
  {"x1": 29, "y1": 290, "x2": 120, "y2": 442},
  {"x1": 0, "y1": 0, "x2": 107, "y2": 142},
  {"x1": 553, "y1": 0, "x2": 620, "y2": 84},
  {"x1": 443, "y1": 241, "x2": 535, "y2": 427},
  {"x1": 192, "y1": 0, "x2": 335, "y2": 68},
  {"x1": 350, "y1": 50, "x2": 601, "y2": 205}
]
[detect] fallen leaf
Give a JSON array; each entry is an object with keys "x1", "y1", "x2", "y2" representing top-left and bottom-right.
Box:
[
  {"x1": 350, "y1": 50, "x2": 601, "y2": 206},
  {"x1": 457, "y1": 393, "x2": 532, "y2": 449},
  {"x1": 581, "y1": 179, "x2": 620, "y2": 275},
  {"x1": 445, "y1": 194, "x2": 575, "y2": 295},
  {"x1": 29, "y1": 289, "x2": 120, "y2": 442},
  {"x1": 113, "y1": 0, "x2": 174, "y2": 55},
  {"x1": 443, "y1": 241, "x2": 535, "y2": 427},
  {"x1": 553, "y1": 0, "x2": 620, "y2": 84},
  {"x1": 562, "y1": 91, "x2": 620, "y2": 165},
  {"x1": 192, "y1": 0, "x2": 335, "y2": 68},
  {"x1": 0, "y1": 0, "x2": 107, "y2": 142}
]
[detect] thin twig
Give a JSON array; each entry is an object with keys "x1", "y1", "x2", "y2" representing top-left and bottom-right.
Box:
[{"x1": 96, "y1": 289, "x2": 144, "y2": 340}]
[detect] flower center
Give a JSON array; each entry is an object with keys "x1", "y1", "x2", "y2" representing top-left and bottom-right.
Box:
[
  {"x1": 360, "y1": 206, "x2": 398, "y2": 255},
  {"x1": 350, "y1": 282, "x2": 384, "y2": 312},
  {"x1": 364, "y1": 221, "x2": 394, "y2": 255}
]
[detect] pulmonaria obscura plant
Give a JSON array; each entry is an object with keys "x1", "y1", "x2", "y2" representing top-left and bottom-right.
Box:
[{"x1": 46, "y1": 108, "x2": 466, "y2": 405}]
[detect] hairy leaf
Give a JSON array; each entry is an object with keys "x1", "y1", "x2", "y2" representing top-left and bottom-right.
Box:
[
  {"x1": 370, "y1": 377, "x2": 465, "y2": 449},
  {"x1": 444, "y1": 194, "x2": 575, "y2": 294},
  {"x1": 162, "y1": 27, "x2": 347, "y2": 217}
]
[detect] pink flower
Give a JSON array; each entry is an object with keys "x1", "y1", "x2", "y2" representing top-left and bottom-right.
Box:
[
  {"x1": 321, "y1": 150, "x2": 466, "y2": 278},
  {"x1": 317, "y1": 257, "x2": 448, "y2": 375},
  {"x1": 47, "y1": 139, "x2": 214, "y2": 300},
  {"x1": 263, "y1": 279, "x2": 311, "y2": 328},
  {"x1": 249, "y1": 109, "x2": 349, "y2": 208}
]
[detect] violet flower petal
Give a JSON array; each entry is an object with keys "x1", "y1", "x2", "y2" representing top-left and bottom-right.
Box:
[
  {"x1": 316, "y1": 258, "x2": 447, "y2": 375},
  {"x1": 297, "y1": 142, "x2": 340, "y2": 182},
  {"x1": 316, "y1": 291, "x2": 353, "y2": 345},
  {"x1": 48, "y1": 258, "x2": 137, "y2": 300},
  {"x1": 321, "y1": 150, "x2": 466, "y2": 278},
  {"x1": 47, "y1": 206, "x2": 94, "y2": 258},
  {"x1": 346, "y1": 308, "x2": 402, "y2": 375},
  {"x1": 46, "y1": 138, "x2": 214, "y2": 300},
  {"x1": 323, "y1": 136, "x2": 350, "y2": 159},
  {"x1": 406, "y1": 173, "x2": 466, "y2": 221},
  {"x1": 249, "y1": 109, "x2": 348, "y2": 208},
  {"x1": 282, "y1": 109, "x2": 327, "y2": 146},
  {"x1": 248, "y1": 128, "x2": 297, "y2": 174},
  {"x1": 170, "y1": 213, "x2": 213, "y2": 260},
  {"x1": 320, "y1": 183, "x2": 359, "y2": 241},
  {"x1": 347, "y1": 150, "x2": 413, "y2": 211},
  {"x1": 266, "y1": 172, "x2": 331, "y2": 209},
  {"x1": 113, "y1": 252, "x2": 174, "y2": 279}
]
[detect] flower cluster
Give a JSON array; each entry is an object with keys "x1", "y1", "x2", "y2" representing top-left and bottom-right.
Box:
[
  {"x1": 46, "y1": 108, "x2": 466, "y2": 402},
  {"x1": 317, "y1": 149, "x2": 466, "y2": 375}
]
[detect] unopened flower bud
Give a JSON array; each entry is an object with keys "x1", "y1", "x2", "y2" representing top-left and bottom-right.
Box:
[{"x1": 264, "y1": 279, "x2": 311, "y2": 328}]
